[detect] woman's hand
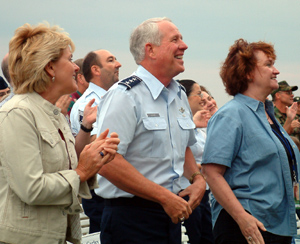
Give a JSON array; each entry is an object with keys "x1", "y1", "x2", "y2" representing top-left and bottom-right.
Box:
[
  {"x1": 75, "y1": 129, "x2": 120, "y2": 182},
  {"x1": 55, "y1": 95, "x2": 72, "y2": 116},
  {"x1": 203, "y1": 163, "x2": 266, "y2": 244},
  {"x1": 236, "y1": 211, "x2": 266, "y2": 244},
  {"x1": 193, "y1": 110, "x2": 211, "y2": 128}
]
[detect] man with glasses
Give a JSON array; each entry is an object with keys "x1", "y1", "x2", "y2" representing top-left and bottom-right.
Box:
[{"x1": 271, "y1": 80, "x2": 300, "y2": 140}]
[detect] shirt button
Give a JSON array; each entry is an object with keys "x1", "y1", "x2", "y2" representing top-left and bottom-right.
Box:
[{"x1": 53, "y1": 109, "x2": 59, "y2": 115}]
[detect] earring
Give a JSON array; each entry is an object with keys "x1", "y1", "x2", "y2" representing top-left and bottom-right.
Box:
[{"x1": 52, "y1": 76, "x2": 55, "y2": 82}]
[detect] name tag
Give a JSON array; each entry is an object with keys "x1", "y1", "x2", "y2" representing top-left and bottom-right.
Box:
[
  {"x1": 78, "y1": 110, "x2": 84, "y2": 123},
  {"x1": 147, "y1": 113, "x2": 160, "y2": 117}
]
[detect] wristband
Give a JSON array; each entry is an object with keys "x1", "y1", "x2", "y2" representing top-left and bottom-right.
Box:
[
  {"x1": 189, "y1": 171, "x2": 206, "y2": 184},
  {"x1": 80, "y1": 124, "x2": 93, "y2": 133}
]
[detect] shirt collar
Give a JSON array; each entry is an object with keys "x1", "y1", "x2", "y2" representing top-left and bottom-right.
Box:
[
  {"x1": 234, "y1": 93, "x2": 266, "y2": 112},
  {"x1": 88, "y1": 82, "x2": 106, "y2": 95},
  {"x1": 135, "y1": 65, "x2": 183, "y2": 101},
  {"x1": 29, "y1": 92, "x2": 61, "y2": 119}
]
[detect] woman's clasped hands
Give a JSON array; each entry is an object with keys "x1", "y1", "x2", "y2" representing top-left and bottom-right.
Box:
[{"x1": 75, "y1": 129, "x2": 120, "y2": 182}]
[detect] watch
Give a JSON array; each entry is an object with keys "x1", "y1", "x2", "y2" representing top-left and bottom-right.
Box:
[{"x1": 80, "y1": 124, "x2": 93, "y2": 133}]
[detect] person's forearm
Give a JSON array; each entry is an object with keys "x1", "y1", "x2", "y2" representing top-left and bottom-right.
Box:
[
  {"x1": 283, "y1": 117, "x2": 293, "y2": 134},
  {"x1": 99, "y1": 153, "x2": 175, "y2": 204},
  {"x1": 183, "y1": 147, "x2": 205, "y2": 183},
  {"x1": 75, "y1": 130, "x2": 92, "y2": 158},
  {"x1": 203, "y1": 164, "x2": 246, "y2": 222},
  {"x1": 75, "y1": 127, "x2": 96, "y2": 158}
]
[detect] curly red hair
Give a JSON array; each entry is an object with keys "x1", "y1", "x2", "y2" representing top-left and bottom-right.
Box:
[{"x1": 220, "y1": 38, "x2": 276, "y2": 96}]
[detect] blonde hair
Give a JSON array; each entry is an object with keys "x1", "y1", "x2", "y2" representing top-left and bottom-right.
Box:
[{"x1": 9, "y1": 22, "x2": 75, "y2": 94}]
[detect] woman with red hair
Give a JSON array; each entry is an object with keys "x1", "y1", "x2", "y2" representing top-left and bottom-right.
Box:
[{"x1": 202, "y1": 39, "x2": 300, "y2": 244}]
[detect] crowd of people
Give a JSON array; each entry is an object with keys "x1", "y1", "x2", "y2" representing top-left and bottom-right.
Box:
[{"x1": 0, "y1": 17, "x2": 299, "y2": 244}]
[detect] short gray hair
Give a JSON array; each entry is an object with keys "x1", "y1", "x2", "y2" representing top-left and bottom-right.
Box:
[{"x1": 130, "y1": 17, "x2": 172, "y2": 65}]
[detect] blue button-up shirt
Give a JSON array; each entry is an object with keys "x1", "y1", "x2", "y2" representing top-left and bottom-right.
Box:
[
  {"x1": 70, "y1": 82, "x2": 106, "y2": 136},
  {"x1": 202, "y1": 93, "x2": 300, "y2": 236},
  {"x1": 95, "y1": 65, "x2": 196, "y2": 198}
]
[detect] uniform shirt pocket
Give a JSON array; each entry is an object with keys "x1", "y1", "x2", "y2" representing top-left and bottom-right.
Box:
[
  {"x1": 141, "y1": 117, "x2": 167, "y2": 158},
  {"x1": 177, "y1": 117, "x2": 195, "y2": 156},
  {"x1": 142, "y1": 117, "x2": 167, "y2": 130}
]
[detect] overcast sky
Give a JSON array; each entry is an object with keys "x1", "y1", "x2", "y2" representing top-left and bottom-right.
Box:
[{"x1": 1, "y1": 0, "x2": 300, "y2": 107}]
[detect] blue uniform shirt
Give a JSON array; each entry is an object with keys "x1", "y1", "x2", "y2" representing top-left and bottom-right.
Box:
[
  {"x1": 202, "y1": 93, "x2": 300, "y2": 236},
  {"x1": 70, "y1": 82, "x2": 106, "y2": 136},
  {"x1": 95, "y1": 65, "x2": 196, "y2": 198},
  {"x1": 180, "y1": 128, "x2": 206, "y2": 189}
]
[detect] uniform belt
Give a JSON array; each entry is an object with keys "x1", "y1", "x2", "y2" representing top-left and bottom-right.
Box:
[{"x1": 104, "y1": 196, "x2": 163, "y2": 210}]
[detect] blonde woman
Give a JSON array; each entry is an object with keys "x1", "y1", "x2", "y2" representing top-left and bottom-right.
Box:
[{"x1": 0, "y1": 23, "x2": 120, "y2": 244}]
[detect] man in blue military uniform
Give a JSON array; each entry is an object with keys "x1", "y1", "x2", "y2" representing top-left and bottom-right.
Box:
[
  {"x1": 95, "y1": 17, "x2": 206, "y2": 244},
  {"x1": 70, "y1": 49, "x2": 121, "y2": 138},
  {"x1": 70, "y1": 49, "x2": 121, "y2": 234}
]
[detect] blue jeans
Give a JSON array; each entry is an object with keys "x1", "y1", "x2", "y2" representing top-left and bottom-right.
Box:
[{"x1": 214, "y1": 209, "x2": 292, "y2": 244}]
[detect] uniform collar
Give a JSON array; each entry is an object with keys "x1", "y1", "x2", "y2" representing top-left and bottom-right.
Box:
[
  {"x1": 135, "y1": 65, "x2": 183, "y2": 101},
  {"x1": 87, "y1": 82, "x2": 106, "y2": 96}
]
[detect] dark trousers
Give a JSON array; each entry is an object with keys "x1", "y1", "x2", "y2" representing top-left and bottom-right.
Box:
[
  {"x1": 183, "y1": 190, "x2": 214, "y2": 244},
  {"x1": 81, "y1": 189, "x2": 105, "y2": 233},
  {"x1": 214, "y1": 209, "x2": 292, "y2": 244},
  {"x1": 100, "y1": 196, "x2": 181, "y2": 244}
]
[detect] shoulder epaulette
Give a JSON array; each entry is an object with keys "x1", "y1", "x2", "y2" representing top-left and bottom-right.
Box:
[
  {"x1": 118, "y1": 75, "x2": 142, "y2": 90},
  {"x1": 179, "y1": 84, "x2": 186, "y2": 92}
]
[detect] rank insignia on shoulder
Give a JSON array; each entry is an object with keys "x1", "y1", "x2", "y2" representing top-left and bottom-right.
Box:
[
  {"x1": 119, "y1": 75, "x2": 142, "y2": 90},
  {"x1": 179, "y1": 84, "x2": 186, "y2": 92}
]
